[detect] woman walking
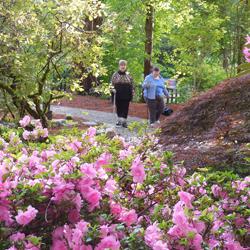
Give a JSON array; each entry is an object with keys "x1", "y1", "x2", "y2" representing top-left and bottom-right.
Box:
[
  {"x1": 142, "y1": 66, "x2": 169, "y2": 126},
  {"x1": 111, "y1": 60, "x2": 134, "y2": 128}
]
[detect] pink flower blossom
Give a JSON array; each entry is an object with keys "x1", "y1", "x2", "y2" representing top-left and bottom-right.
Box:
[
  {"x1": 246, "y1": 35, "x2": 250, "y2": 45},
  {"x1": 68, "y1": 209, "x2": 80, "y2": 223},
  {"x1": 224, "y1": 240, "x2": 247, "y2": 250},
  {"x1": 178, "y1": 191, "x2": 194, "y2": 208},
  {"x1": 208, "y1": 239, "x2": 220, "y2": 249},
  {"x1": 19, "y1": 115, "x2": 31, "y2": 127},
  {"x1": 80, "y1": 163, "x2": 97, "y2": 178},
  {"x1": 23, "y1": 130, "x2": 31, "y2": 140},
  {"x1": 51, "y1": 239, "x2": 67, "y2": 250},
  {"x1": 243, "y1": 47, "x2": 250, "y2": 62},
  {"x1": 100, "y1": 225, "x2": 109, "y2": 238},
  {"x1": 110, "y1": 201, "x2": 122, "y2": 216},
  {"x1": 193, "y1": 221, "x2": 205, "y2": 233},
  {"x1": 52, "y1": 181, "x2": 75, "y2": 202},
  {"x1": 24, "y1": 240, "x2": 40, "y2": 250},
  {"x1": 153, "y1": 240, "x2": 169, "y2": 250},
  {"x1": 15, "y1": 205, "x2": 38, "y2": 226},
  {"x1": 131, "y1": 156, "x2": 146, "y2": 183},
  {"x1": 95, "y1": 153, "x2": 112, "y2": 169},
  {"x1": 119, "y1": 209, "x2": 138, "y2": 226},
  {"x1": 95, "y1": 235, "x2": 120, "y2": 250},
  {"x1": 72, "y1": 220, "x2": 89, "y2": 246},
  {"x1": 9, "y1": 232, "x2": 25, "y2": 242},
  {"x1": 87, "y1": 127, "x2": 96, "y2": 138},
  {"x1": 7, "y1": 247, "x2": 18, "y2": 250},
  {"x1": 104, "y1": 179, "x2": 117, "y2": 195},
  {"x1": 145, "y1": 223, "x2": 162, "y2": 247},
  {"x1": 41, "y1": 128, "x2": 49, "y2": 138},
  {"x1": 211, "y1": 219, "x2": 224, "y2": 232},
  {"x1": 211, "y1": 184, "x2": 222, "y2": 197},
  {"x1": 84, "y1": 188, "x2": 101, "y2": 211},
  {"x1": 70, "y1": 140, "x2": 82, "y2": 152},
  {"x1": 192, "y1": 234, "x2": 203, "y2": 250},
  {"x1": 119, "y1": 147, "x2": 133, "y2": 160}
]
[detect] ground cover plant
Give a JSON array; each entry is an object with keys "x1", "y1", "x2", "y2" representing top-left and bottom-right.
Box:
[{"x1": 0, "y1": 117, "x2": 249, "y2": 250}]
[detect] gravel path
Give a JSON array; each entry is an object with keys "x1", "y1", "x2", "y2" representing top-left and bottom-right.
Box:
[{"x1": 51, "y1": 105, "x2": 148, "y2": 139}]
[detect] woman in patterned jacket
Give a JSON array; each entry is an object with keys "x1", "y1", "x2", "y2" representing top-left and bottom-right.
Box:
[{"x1": 111, "y1": 60, "x2": 134, "y2": 128}]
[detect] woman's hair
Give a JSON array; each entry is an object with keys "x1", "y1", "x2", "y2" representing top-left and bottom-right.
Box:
[{"x1": 119, "y1": 60, "x2": 127, "y2": 66}]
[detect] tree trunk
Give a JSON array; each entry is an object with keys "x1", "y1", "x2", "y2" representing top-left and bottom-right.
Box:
[{"x1": 144, "y1": 4, "x2": 154, "y2": 78}]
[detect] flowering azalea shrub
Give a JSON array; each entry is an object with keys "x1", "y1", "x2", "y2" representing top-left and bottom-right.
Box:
[
  {"x1": 0, "y1": 117, "x2": 249, "y2": 250},
  {"x1": 243, "y1": 35, "x2": 250, "y2": 63}
]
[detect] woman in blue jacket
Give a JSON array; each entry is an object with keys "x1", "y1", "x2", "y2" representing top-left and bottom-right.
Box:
[{"x1": 142, "y1": 67, "x2": 169, "y2": 125}]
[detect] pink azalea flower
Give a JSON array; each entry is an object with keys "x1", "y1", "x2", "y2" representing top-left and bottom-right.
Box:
[
  {"x1": 211, "y1": 220, "x2": 224, "y2": 232},
  {"x1": 193, "y1": 221, "x2": 205, "y2": 233},
  {"x1": 224, "y1": 240, "x2": 246, "y2": 250},
  {"x1": 73, "y1": 193, "x2": 82, "y2": 212},
  {"x1": 84, "y1": 188, "x2": 101, "y2": 211},
  {"x1": 153, "y1": 240, "x2": 169, "y2": 250},
  {"x1": 87, "y1": 127, "x2": 96, "y2": 138},
  {"x1": 95, "y1": 153, "x2": 112, "y2": 169},
  {"x1": 24, "y1": 241, "x2": 40, "y2": 250},
  {"x1": 7, "y1": 247, "x2": 18, "y2": 250},
  {"x1": 19, "y1": 115, "x2": 31, "y2": 127},
  {"x1": 51, "y1": 239, "x2": 67, "y2": 250},
  {"x1": 22, "y1": 130, "x2": 31, "y2": 141},
  {"x1": 192, "y1": 234, "x2": 203, "y2": 250},
  {"x1": 15, "y1": 205, "x2": 38, "y2": 226},
  {"x1": 100, "y1": 225, "x2": 109, "y2": 238},
  {"x1": 243, "y1": 43, "x2": 250, "y2": 62},
  {"x1": 119, "y1": 147, "x2": 132, "y2": 160},
  {"x1": 234, "y1": 216, "x2": 245, "y2": 227},
  {"x1": 52, "y1": 226, "x2": 64, "y2": 240},
  {"x1": 68, "y1": 209, "x2": 80, "y2": 223},
  {"x1": 9, "y1": 232, "x2": 25, "y2": 242},
  {"x1": 72, "y1": 220, "x2": 89, "y2": 246},
  {"x1": 41, "y1": 128, "x2": 49, "y2": 138},
  {"x1": 80, "y1": 163, "x2": 97, "y2": 178},
  {"x1": 95, "y1": 235, "x2": 120, "y2": 250},
  {"x1": 70, "y1": 140, "x2": 82, "y2": 152},
  {"x1": 0, "y1": 205, "x2": 13, "y2": 224},
  {"x1": 119, "y1": 209, "x2": 138, "y2": 226},
  {"x1": 168, "y1": 225, "x2": 183, "y2": 238},
  {"x1": 246, "y1": 35, "x2": 250, "y2": 45},
  {"x1": 145, "y1": 223, "x2": 162, "y2": 247},
  {"x1": 178, "y1": 191, "x2": 194, "y2": 208},
  {"x1": 110, "y1": 201, "x2": 122, "y2": 216},
  {"x1": 131, "y1": 156, "x2": 146, "y2": 183},
  {"x1": 208, "y1": 239, "x2": 220, "y2": 249},
  {"x1": 211, "y1": 184, "x2": 222, "y2": 197},
  {"x1": 104, "y1": 179, "x2": 117, "y2": 195},
  {"x1": 52, "y1": 181, "x2": 75, "y2": 202}
]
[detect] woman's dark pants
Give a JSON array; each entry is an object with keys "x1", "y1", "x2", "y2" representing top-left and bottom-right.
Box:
[
  {"x1": 147, "y1": 96, "x2": 164, "y2": 124},
  {"x1": 116, "y1": 99, "x2": 130, "y2": 119}
]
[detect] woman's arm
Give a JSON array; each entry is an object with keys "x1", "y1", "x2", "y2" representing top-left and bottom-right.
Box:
[
  {"x1": 142, "y1": 76, "x2": 151, "y2": 89},
  {"x1": 163, "y1": 87, "x2": 169, "y2": 97}
]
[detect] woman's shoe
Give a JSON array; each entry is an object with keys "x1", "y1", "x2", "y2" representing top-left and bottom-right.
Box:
[
  {"x1": 116, "y1": 120, "x2": 122, "y2": 127},
  {"x1": 122, "y1": 121, "x2": 128, "y2": 128}
]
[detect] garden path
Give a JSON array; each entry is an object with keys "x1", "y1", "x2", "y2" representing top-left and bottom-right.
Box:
[{"x1": 51, "y1": 105, "x2": 148, "y2": 139}]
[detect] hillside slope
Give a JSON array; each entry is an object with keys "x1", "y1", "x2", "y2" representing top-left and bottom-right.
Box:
[{"x1": 160, "y1": 74, "x2": 250, "y2": 175}]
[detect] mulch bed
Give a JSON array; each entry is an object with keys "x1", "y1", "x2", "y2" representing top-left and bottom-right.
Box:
[{"x1": 160, "y1": 74, "x2": 250, "y2": 175}]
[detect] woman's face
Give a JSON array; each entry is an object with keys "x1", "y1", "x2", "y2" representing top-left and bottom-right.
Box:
[
  {"x1": 119, "y1": 63, "x2": 127, "y2": 72},
  {"x1": 152, "y1": 70, "x2": 160, "y2": 78}
]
